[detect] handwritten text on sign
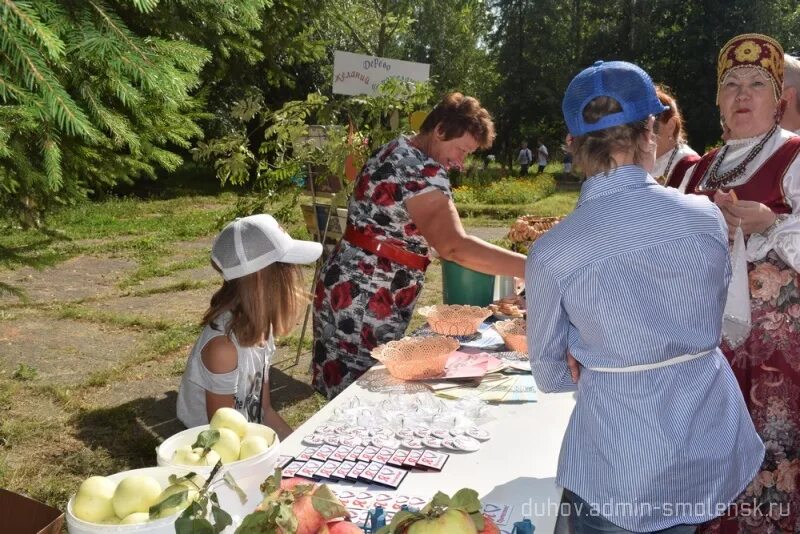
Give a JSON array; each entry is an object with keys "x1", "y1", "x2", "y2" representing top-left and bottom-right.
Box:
[{"x1": 332, "y1": 51, "x2": 430, "y2": 96}]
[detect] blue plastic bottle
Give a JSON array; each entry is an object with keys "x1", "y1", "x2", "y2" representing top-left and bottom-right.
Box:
[{"x1": 511, "y1": 518, "x2": 535, "y2": 534}]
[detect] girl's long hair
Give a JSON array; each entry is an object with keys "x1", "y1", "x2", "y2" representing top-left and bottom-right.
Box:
[{"x1": 202, "y1": 262, "x2": 306, "y2": 347}]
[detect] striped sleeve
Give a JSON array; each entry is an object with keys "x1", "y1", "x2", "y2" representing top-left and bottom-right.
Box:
[{"x1": 526, "y1": 249, "x2": 577, "y2": 393}]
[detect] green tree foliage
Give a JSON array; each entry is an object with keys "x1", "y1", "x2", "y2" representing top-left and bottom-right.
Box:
[
  {"x1": 401, "y1": 0, "x2": 496, "y2": 98},
  {"x1": 488, "y1": 0, "x2": 800, "y2": 164},
  {"x1": 192, "y1": 80, "x2": 432, "y2": 222},
  {"x1": 0, "y1": 0, "x2": 213, "y2": 225}
]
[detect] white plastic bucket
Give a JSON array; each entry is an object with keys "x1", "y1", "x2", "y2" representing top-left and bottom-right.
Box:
[
  {"x1": 156, "y1": 423, "x2": 280, "y2": 519},
  {"x1": 66, "y1": 465, "x2": 197, "y2": 534}
]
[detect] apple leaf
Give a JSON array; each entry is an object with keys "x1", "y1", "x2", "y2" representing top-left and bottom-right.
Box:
[
  {"x1": 422, "y1": 491, "x2": 451, "y2": 514},
  {"x1": 172, "y1": 471, "x2": 201, "y2": 487},
  {"x1": 274, "y1": 501, "x2": 298, "y2": 533},
  {"x1": 469, "y1": 511, "x2": 486, "y2": 531},
  {"x1": 235, "y1": 510, "x2": 277, "y2": 533},
  {"x1": 175, "y1": 515, "x2": 215, "y2": 534},
  {"x1": 223, "y1": 471, "x2": 247, "y2": 504},
  {"x1": 260, "y1": 468, "x2": 282, "y2": 496},
  {"x1": 377, "y1": 509, "x2": 423, "y2": 533},
  {"x1": 149, "y1": 488, "x2": 188, "y2": 519},
  {"x1": 210, "y1": 498, "x2": 233, "y2": 533},
  {"x1": 193, "y1": 429, "x2": 220, "y2": 451},
  {"x1": 450, "y1": 488, "x2": 481, "y2": 513},
  {"x1": 311, "y1": 484, "x2": 349, "y2": 520}
]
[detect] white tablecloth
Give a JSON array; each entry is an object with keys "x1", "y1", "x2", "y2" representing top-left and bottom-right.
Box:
[{"x1": 280, "y1": 364, "x2": 576, "y2": 533}]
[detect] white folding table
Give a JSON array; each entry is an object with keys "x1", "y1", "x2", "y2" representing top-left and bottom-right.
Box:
[{"x1": 279, "y1": 363, "x2": 576, "y2": 533}]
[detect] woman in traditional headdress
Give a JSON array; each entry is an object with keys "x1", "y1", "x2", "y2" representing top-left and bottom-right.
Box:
[{"x1": 683, "y1": 34, "x2": 800, "y2": 534}]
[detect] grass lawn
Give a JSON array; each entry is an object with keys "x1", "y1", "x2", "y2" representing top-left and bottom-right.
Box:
[{"x1": 0, "y1": 186, "x2": 578, "y2": 515}]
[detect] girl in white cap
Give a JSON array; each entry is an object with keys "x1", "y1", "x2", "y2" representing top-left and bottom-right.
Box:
[{"x1": 176, "y1": 214, "x2": 322, "y2": 439}]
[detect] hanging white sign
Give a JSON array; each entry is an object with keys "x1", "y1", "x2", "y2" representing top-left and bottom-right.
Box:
[{"x1": 332, "y1": 51, "x2": 430, "y2": 96}]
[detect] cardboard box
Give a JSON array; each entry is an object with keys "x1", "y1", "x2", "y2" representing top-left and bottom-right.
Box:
[{"x1": 0, "y1": 488, "x2": 64, "y2": 534}]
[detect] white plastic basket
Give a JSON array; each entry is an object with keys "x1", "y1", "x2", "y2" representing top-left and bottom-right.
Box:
[
  {"x1": 155, "y1": 423, "x2": 280, "y2": 518},
  {"x1": 66, "y1": 466, "x2": 196, "y2": 534}
]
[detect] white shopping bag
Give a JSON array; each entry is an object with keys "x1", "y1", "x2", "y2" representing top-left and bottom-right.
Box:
[{"x1": 722, "y1": 225, "x2": 751, "y2": 348}]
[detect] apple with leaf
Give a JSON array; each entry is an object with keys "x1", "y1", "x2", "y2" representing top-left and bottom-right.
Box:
[{"x1": 377, "y1": 489, "x2": 499, "y2": 534}]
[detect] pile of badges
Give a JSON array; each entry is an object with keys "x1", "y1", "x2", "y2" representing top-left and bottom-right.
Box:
[{"x1": 281, "y1": 393, "x2": 492, "y2": 490}]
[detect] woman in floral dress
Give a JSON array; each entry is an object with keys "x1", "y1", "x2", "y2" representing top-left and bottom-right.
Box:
[
  {"x1": 312, "y1": 93, "x2": 526, "y2": 399},
  {"x1": 682, "y1": 34, "x2": 800, "y2": 534}
]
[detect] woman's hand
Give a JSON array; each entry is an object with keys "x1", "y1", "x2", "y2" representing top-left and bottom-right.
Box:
[
  {"x1": 567, "y1": 352, "x2": 581, "y2": 383},
  {"x1": 714, "y1": 191, "x2": 776, "y2": 238}
]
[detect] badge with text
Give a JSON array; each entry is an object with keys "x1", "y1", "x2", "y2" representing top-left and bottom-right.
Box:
[{"x1": 416, "y1": 449, "x2": 449, "y2": 471}]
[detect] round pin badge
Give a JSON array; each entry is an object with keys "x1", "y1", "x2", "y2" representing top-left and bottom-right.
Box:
[
  {"x1": 338, "y1": 435, "x2": 363, "y2": 447},
  {"x1": 452, "y1": 435, "x2": 481, "y2": 452},
  {"x1": 396, "y1": 429, "x2": 416, "y2": 440},
  {"x1": 372, "y1": 436, "x2": 401, "y2": 449},
  {"x1": 413, "y1": 427, "x2": 432, "y2": 438},
  {"x1": 430, "y1": 429, "x2": 451, "y2": 440},
  {"x1": 303, "y1": 434, "x2": 324, "y2": 446},
  {"x1": 465, "y1": 426, "x2": 491, "y2": 441},
  {"x1": 323, "y1": 434, "x2": 340, "y2": 446},
  {"x1": 401, "y1": 438, "x2": 424, "y2": 449},
  {"x1": 422, "y1": 437, "x2": 443, "y2": 449}
]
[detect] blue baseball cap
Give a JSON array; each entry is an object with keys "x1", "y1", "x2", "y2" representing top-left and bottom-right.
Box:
[{"x1": 562, "y1": 60, "x2": 668, "y2": 137}]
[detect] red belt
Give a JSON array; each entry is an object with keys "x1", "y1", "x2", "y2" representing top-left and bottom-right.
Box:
[{"x1": 343, "y1": 226, "x2": 430, "y2": 271}]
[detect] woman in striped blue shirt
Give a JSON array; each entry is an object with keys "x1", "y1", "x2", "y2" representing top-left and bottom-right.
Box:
[{"x1": 526, "y1": 61, "x2": 764, "y2": 533}]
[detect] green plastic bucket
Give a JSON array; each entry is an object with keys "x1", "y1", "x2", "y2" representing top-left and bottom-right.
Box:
[{"x1": 441, "y1": 260, "x2": 495, "y2": 306}]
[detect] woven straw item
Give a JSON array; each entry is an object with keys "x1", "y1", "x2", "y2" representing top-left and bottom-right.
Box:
[
  {"x1": 494, "y1": 318, "x2": 528, "y2": 354},
  {"x1": 417, "y1": 304, "x2": 492, "y2": 336},
  {"x1": 507, "y1": 216, "x2": 562, "y2": 244},
  {"x1": 371, "y1": 336, "x2": 459, "y2": 380}
]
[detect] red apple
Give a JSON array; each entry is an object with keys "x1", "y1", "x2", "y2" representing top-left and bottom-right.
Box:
[
  {"x1": 478, "y1": 515, "x2": 500, "y2": 534},
  {"x1": 326, "y1": 520, "x2": 365, "y2": 533}
]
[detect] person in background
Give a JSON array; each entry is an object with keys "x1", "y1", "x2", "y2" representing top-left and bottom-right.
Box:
[
  {"x1": 176, "y1": 215, "x2": 322, "y2": 440},
  {"x1": 312, "y1": 92, "x2": 526, "y2": 399},
  {"x1": 680, "y1": 34, "x2": 800, "y2": 534},
  {"x1": 527, "y1": 59, "x2": 762, "y2": 533},
  {"x1": 653, "y1": 85, "x2": 700, "y2": 188},
  {"x1": 518, "y1": 141, "x2": 533, "y2": 175},
  {"x1": 536, "y1": 138, "x2": 549, "y2": 173},
  {"x1": 562, "y1": 145, "x2": 573, "y2": 174},
  {"x1": 781, "y1": 53, "x2": 800, "y2": 133}
]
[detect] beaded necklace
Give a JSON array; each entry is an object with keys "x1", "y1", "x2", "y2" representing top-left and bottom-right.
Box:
[
  {"x1": 656, "y1": 145, "x2": 680, "y2": 185},
  {"x1": 698, "y1": 123, "x2": 778, "y2": 192}
]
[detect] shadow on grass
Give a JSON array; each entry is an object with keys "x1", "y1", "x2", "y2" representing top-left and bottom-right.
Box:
[
  {"x1": 0, "y1": 229, "x2": 75, "y2": 301},
  {"x1": 72, "y1": 391, "x2": 184, "y2": 470},
  {"x1": 268, "y1": 366, "x2": 318, "y2": 413}
]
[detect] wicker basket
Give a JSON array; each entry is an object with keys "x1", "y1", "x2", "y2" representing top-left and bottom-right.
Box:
[
  {"x1": 493, "y1": 318, "x2": 528, "y2": 354},
  {"x1": 371, "y1": 336, "x2": 459, "y2": 380},
  {"x1": 417, "y1": 304, "x2": 492, "y2": 336},
  {"x1": 507, "y1": 216, "x2": 562, "y2": 253}
]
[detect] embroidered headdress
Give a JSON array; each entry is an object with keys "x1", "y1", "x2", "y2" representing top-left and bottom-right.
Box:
[{"x1": 717, "y1": 33, "x2": 784, "y2": 104}]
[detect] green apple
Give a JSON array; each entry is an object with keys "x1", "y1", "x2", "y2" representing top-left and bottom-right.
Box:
[
  {"x1": 195, "y1": 447, "x2": 221, "y2": 466},
  {"x1": 172, "y1": 444, "x2": 201, "y2": 466},
  {"x1": 72, "y1": 475, "x2": 117, "y2": 523},
  {"x1": 210, "y1": 427, "x2": 241, "y2": 463},
  {"x1": 406, "y1": 509, "x2": 478, "y2": 534},
  {"x1": 172, "y1": 444, "x2": 220, "y2": 466},
  {"x1": 239, "y1": 435, "x2": 270, "y2": 460},
  {"x1": 209, "y1": 407, "x2": 248, "y2": 438},
  {"x1": 111, "y1": 474, "x2": 162, "y2": 519},
  {"x1": 155, "y1": 481, "x2": 199, "y2": 518},
  {"x1": 120, "y1": 512, "x2": 150, "y2": 524},
  {"x1": 245, "y1": 422, "x2": 277, "y2": 446}
]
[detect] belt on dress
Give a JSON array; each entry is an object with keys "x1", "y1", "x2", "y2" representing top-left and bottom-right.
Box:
[
  {"x1": 343, "y1": 226, "x2": 431, "y2": 271},
  {"x1": 587, "y1": 349, "x2": 713, "y2": 373}
]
